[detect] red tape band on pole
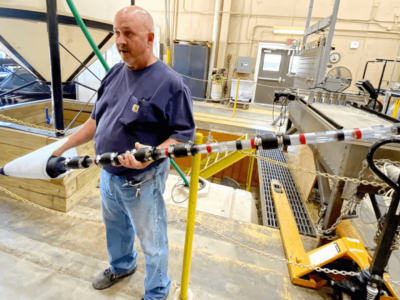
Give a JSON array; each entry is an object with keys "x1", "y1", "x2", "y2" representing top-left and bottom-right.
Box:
[
  {"x1": 165, "y1": 148, "x2": 169, "y2": 157},
  {"x1": 299, "y1": 134, "x2": 306, "y2": 145},
  {"x1": 250, "y1": 138, "x2": 255, "y2": 149},
  {"x1": 354, "y1": 128, "x2": 362, "y2": 139},
  {"x1": 206, "y1": 144, "x2": 212, "y2": 153}
]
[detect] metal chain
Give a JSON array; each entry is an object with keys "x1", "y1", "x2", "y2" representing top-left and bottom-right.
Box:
[
  {"x1": 1, "y1": 143, "x2": 399, "y2": 281},
  {"x1": 242, "y1": 151, "x2": 390, "y2": 189},
  {"x1": 384, "y1": 278, "x2": 400, "y2": 286},
  {"x1": 3, "y1": 184, "x2": 400, "y2": 283},
  {"x1": 195, "y1": 221, "x2": 360, "y2": 277},
  {"x1": 0, "y1": 185, "x2": 187, "y2": 225},
  {"x1": 0, "y1": 186, "x2": 102, "y2": 223},
  {"x1": 316, "y1": 159, "x2": 370, "y2": 238},
  {"x1": 0, "y1": 113, "x2": 69, "y2": 135}
]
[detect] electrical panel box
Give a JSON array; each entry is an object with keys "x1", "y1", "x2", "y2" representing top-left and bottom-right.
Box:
[{"x1": 237, "y1": 56, "x2": 253, "y2": 74}]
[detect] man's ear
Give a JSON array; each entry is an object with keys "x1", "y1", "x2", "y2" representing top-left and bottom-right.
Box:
[{"x1": 148, "y1": 32, "x2": 154, "y2": 42}]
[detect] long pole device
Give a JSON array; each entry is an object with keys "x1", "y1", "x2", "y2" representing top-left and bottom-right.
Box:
[{"x1": 35, "y1": 123, "x2": 400, "y2": 179}]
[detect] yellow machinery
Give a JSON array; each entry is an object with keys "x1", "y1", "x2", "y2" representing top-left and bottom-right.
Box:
[{"x1": 270, "y1": 179, "x2": 398, "y2": 299}]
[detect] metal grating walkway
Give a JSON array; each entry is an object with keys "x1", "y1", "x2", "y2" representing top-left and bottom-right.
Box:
[{"x1": 256, "y1": 133, "x2": 315, "y2": 236}]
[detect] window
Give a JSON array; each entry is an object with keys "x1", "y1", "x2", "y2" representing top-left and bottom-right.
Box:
[
  {"x1": 262, "y1": 54, "x2": 282, "y2": 71},
  {"x1": 289, "y1": 56, "x2": 300, "y2": 74}
]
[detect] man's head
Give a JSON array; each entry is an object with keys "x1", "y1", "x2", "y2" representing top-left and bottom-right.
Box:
[{"x1": 114, "y1": 6, "x2": 156, "y2": 70}]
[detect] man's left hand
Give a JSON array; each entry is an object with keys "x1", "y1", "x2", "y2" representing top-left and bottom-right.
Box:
[{"x1": 118, "y1": 142, "x2": 152, "y2": 169}]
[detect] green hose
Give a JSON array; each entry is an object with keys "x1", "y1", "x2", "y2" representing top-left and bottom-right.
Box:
[
  {"x1": 66, "y1": 0, "x2": 110, "y2": 72},
  {"x1": 65, "y1": 0, "x2": 188, "y2": 185},
  {"x1": 170, "y1": 158, "x2": 190, "y2": 187}
]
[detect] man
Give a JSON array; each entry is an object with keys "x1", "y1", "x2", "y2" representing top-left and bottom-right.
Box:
[{"x1": 52, "y1": 6, "x2": 195, "y2": 300}]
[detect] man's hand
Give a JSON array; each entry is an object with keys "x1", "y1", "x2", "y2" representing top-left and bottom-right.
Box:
[
  {"x1": 52, "y1": 148, "x2": 64, "y2": 157},
  {"x1": 118, "y1": 142, "x2": 152, "y2": 169}
]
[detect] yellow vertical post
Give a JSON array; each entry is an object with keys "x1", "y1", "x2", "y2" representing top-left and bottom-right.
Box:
[
  {"x1": 392, "y1": 99, "x2": 400, "y2": 119},
  {"x1": 166, "y1": 49, "x2": 171, "y2": 64},
  {"x1": 179, "y1": 133, "x2": 203, "y2": 300},
  {"x1": 246, "y1": 151, "x2": 255, "y2": 191},
  {"x1": 232, "y1": 78, "x2": 240, "y2": 117}
]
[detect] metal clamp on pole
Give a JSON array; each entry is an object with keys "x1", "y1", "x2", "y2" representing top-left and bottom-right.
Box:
[{"x1": 179, "y1": 133, "x2": 203, "y2": 300}]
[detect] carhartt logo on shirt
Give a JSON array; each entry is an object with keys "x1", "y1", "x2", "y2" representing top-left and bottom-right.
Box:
[{"x1": 132, "y1": 104, "x2": 140, "y2": 113}]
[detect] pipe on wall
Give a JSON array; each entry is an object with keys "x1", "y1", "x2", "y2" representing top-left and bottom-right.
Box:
[{"x1": 206, "y1": 0, "x2": 224, "y2": 98}]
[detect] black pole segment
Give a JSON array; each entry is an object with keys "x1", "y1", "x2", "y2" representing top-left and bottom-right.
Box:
[
  {"x1": 46, "y1": 0, "x2": 64, "y2": 136},
  {"x1": 131, "y1": 0, "x2": 136, "y2": 5},
  {"x1": 369, "y1": 194, "x2": 383, "y2": 221},
  {"x1": 373, "y1": 60, "x2": 388, "y2": 110},
  {"x1": 350, "y1": 103, "x2": 400, "y2": 124},
  {"x1": 0, "y1": 35, "x2": 45, "y2": 81},
  {"x1": 377, "y1": 60, "x2": 387, "y2": 96},
  {"x1": 362, "y1": 61, "x2": 374, "y2": 79},
  {"x1": 66, "y1": 32, "x2": 113, "y2": 82},
  {"x1": 0, "y1": 80, "x2": 39, "y2": 97}
]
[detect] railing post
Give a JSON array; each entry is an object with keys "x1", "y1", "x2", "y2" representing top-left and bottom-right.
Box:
[
  {"x1": 232, "y1": 78, "x2": 240, "y2": 117},
  {"x1": 179, "y1": 133, "x2": 203, "y2": 300}
]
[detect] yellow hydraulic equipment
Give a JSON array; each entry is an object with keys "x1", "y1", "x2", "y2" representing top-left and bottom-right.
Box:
[
  {"x1": 270, "y1": 179, "x2": 398, "y2": 299},
  {"x1": 185, "y1": 134, "x2": 255, "y2": 184}
]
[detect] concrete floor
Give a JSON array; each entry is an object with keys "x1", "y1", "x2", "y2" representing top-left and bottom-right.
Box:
[
  {"x1": 1, "y1": 102, "x2": 400, "y2": 299},
  {"x1": 0, "y1": 187, "x2": 328, "y2": 300}
]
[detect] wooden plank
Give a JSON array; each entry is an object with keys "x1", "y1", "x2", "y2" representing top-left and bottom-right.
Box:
[
  {"x1": 0, "y1": 104, "x2": 51, "y2": 120},
  {"x1": 0, "y1": 183, "x2": 53, "y2": 208},
  {"x1": 0, "y1": 143, "x2": 33, "y2": 163},
  {"x1": 0, "y1": 175, "x2": 75, "y2": 198},
  {"x1": 63, "y1": 101, "x2": 94, "y2": 113},
  {"x1": 53, "y1": 175, "x2": 99, "y2": 212},
  {"x1": 76, "y1": 140, "x2": 95, "y2": 156},
  {"x1": 21, "y1": 113, "x2": 48, "y2": 125},
  {"x1": 0, "y1": 127, "x2": 49, "y2": 149},
  {"x1": 76, "y1": 166, "x2": 101, "y2": 190},
  {"x1": 63, "y1": 110, "x2": 91, "y2": 123},
  {"x1": 284, "y1": 145, "x2": 317, "y2": 201},
  {"x1": 0, "y1": 102, "x2": 49, "y2": 118}
]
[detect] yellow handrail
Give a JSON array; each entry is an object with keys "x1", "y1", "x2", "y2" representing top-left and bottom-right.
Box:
[{"x1": 179, "y1": 133, "x2": 203, "y2": 300}]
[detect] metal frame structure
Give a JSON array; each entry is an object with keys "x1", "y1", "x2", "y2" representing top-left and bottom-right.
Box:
[
  {"x1": 0, "y1": 7, "x2": 114, "y2": 83},
  {"x1": 294, "y1": 0, "x2": 340, "y2": 89},
  {"x1": 382, "y1": 43, "x2": 400, "y2": 114}
]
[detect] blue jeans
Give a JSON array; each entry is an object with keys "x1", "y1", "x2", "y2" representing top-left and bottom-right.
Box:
[{"x1": 99, "y1": 159, "x2": 171, "y2": 300}]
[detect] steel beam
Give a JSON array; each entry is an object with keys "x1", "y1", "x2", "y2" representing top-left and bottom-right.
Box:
[{"x1": 46, "y1": 0, "x2": 64, "y2": 136}]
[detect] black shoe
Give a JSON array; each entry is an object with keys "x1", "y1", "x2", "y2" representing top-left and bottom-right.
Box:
[{"x1": 92, "y1": 266, "x2": 137, "y2": 290}]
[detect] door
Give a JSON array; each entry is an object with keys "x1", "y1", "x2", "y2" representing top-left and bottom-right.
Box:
[
  {"x1": 173, "y1": 43, "x2": 209, "y2": 101},
  {"x1": 254, "y1": 49, "x2": 295, "y2": 105}
]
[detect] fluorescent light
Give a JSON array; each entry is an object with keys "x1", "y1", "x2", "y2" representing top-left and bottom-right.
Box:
[{"x1": 273, "y1": 28, "x2": 304, "y2": 35}]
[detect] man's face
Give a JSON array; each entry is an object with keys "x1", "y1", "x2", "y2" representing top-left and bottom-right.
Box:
[{"x1": 113, "y1": 12, "x2": 150, "y2": 69}]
